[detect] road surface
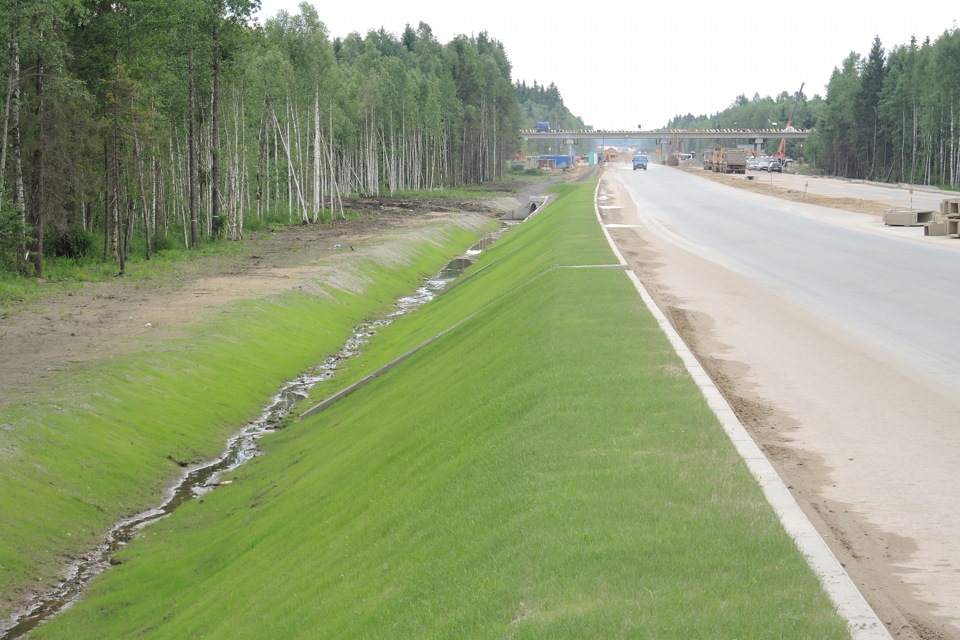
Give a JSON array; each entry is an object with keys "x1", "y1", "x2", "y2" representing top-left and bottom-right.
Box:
[{"x1": 601, "y1": 162, "x2": 960, "y2": 640}]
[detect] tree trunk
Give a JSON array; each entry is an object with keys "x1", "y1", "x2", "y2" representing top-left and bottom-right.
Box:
[
  {"x1": 189, "y1": 50, "x2": 199, "y2": 247},
  {"x1": 9, "y1": 27, "x2": 26, "y2": 265},
  {"x1": 133, "y1": 128, "x2": 151, "y2": 259},
  {"x1": 210, "y1": 7, "x2": 221, "y2": 236},
  {"x1": 28, "y1": 49, "x2": 45, "y2": 277},
  {"x1": 113, "y1": 127, "x2": 124, "y2": 274},
  {"x1": 0, "y1": 2, "x2": 16, "y2": 183},
  {"x1": 313, "y1": 87, "x2": 320, "y2": 222},
  {"x1": 110, "y1": 61, "x2": 126, "y2": 275},
  {"x1": 256, "y1": 111, "x2": 265, "y2": 222},
  {"x1": 271, "y1": 105, "x2": 307, "y2": 223}
]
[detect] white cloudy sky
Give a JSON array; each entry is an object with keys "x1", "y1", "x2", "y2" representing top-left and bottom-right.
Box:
[{"x1": 254, "y1": 0, "x2": 957, "y2": 129}]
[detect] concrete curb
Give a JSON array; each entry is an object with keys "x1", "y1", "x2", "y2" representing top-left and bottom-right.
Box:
[{"x1": 594, "y1": 180, "x2": 892, "y2": 639}]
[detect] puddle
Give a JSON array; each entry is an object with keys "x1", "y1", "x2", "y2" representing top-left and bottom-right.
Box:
[{"x1": 0, "y1": 244, "x2": 488, "y2": 639}]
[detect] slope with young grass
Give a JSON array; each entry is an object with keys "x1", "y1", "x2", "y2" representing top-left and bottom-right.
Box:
[
  {"x1": 31, "y1": 184, "x2": 849, "y2": 638},
  {"x1": 0, "y1": 221, "x2": 484, "y2": 623}
]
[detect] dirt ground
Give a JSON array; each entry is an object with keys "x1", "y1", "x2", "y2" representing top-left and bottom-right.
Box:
[
  {"x1": 677, "y1": 163, "x2": 893, "y2": 216},
  {"x1": 600, "y1": 163, "x2": 957, "y2": 640},
  {"x1": 0, "y1": 201, "x2": 504, "y2": 409}
]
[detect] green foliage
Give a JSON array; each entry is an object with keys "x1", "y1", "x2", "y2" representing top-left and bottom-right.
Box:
[
  {"x1": 0, "y1": 272, "x2": 38, "y2": 304},
  {"x1": 0, "y1": 203, "x2": 28, "y2": 276},
  {"x1": 42, "y1": 256, "x2": 119, "y2": 282},
  {"x1": 149, "y1": 233, "x2": 175, "y2": 252},
  {"x1": 391, "y1": 182, "x2": 521, "y2": 199},
  {"x1": 45, "y1": 225, "x2": 96, "y2": 259}
]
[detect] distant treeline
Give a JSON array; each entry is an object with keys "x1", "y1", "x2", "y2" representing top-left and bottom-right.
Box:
[
  {"x1": 0, "y1": 1, "x2": 581, "y2": 277},
  {"x1": 670, "y1": 29, "x2": 960, "y2": 188}
]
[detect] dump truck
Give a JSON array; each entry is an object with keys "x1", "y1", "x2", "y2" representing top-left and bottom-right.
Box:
[{"x1": 711, "y1": 148, "x2": 747, "y2": 174}]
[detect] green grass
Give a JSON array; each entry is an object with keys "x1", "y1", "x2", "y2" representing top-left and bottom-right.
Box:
[
  {"x1": 0, "y1": 271, "x2": 39, "y2": 305},
  {"x1": 390, "y1": 185, "x2": 511, "y2": 199},
  {"x1": 27, "y1": 182, "x2": 850, "y2": 638},
  {"x1": 0, "y1": 220, "x2": 483, "y2": 621}
]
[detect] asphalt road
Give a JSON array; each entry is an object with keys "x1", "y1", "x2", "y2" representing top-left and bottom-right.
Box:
[{"x1": 604, "y1": 162, "x2": 960, "y2": 638}]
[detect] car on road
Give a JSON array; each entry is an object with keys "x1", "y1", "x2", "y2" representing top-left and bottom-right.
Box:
[
  {"x1": 768, "y1": 159, "x2": 783, "y2": 173},
  {"x1": 746, "y1": 157, "x2": 759, "y2": 171},
  {"x1": 632, "y1": 154, "x2": 648, "y2": 170}
]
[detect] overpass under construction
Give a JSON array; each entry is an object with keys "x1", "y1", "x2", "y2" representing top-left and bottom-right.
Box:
[{"x1": 521, "y1": 128, "x2": 812, "y2": 157}]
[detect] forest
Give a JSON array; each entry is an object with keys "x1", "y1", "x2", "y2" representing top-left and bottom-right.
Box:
[
  {"x1": 0, "y1": 1, "x2": 579, "y2": 279},
  {"x1": 671, "y1": 29, "x2": 960, "y2": 189}
]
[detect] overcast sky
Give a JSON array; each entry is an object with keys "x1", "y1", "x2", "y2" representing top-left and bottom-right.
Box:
[{"x1": 254, "y1": 1, "x2": 957, "y2": 130}]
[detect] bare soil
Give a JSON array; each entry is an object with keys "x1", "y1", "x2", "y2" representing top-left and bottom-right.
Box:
[
  {"x1": 677, "y1": 164, "x2": 891, "y2": 216},
  {"x1": 0, "y1": 202, "x2": 498, "y2": 408}
]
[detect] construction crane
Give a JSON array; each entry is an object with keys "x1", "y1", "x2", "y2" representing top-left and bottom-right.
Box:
[{"x1": 774, "y1": 82, "x2": 804, "y2": 164}]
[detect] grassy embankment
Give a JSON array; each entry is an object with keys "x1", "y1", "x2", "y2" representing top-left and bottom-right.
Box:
[
  {"x1": 30, "y1": 182, "x2": 850, "y2": 638},
  {"x1": 0, "y1": 220, "x2": 485, "y2": 621}
]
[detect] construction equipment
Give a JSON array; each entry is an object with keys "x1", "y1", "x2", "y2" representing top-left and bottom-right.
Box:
[
  {"x1": 774, "y1": 83, "x2": 804, "y2": 164},
  {"x1": 711, "y1": 148, "x2": 747, "y2": 174},
  {"x1": 702, "y1": 150, "x2": 714, "y2": 170}
]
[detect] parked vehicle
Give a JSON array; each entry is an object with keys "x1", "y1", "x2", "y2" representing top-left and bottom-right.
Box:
[
  {"x1": 632, "y1": 154, "x2": 648, "y2": 170},
  {"x1": 768, "y1": 159, "x2": 783, "y2": 173},
  {"x1": 757, "y1": 158, "x2": 770, "y2": 171},
  {"x1": 746, "y1": 158, "x2": 759, "y2": 171}
]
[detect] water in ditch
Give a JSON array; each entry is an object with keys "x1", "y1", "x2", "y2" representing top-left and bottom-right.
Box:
[{"x1": 0, "y1": 250, "x2": 483, "y2": 639}]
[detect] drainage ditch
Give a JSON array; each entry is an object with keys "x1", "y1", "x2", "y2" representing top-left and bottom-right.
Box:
[{"x1": 0, "y1": 237, "x2": 498, "y2": 639}]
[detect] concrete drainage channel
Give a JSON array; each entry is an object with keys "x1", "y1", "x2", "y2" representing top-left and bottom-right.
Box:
[
  {"x1": 595, "y1": 181, "x2": 892, "y2": 639},
  {"x1": 884, "y1": 196, "x2": 960, "y2": 237},
  {"x1": 500, "y1": 195, "x2": 550, "y2": 221}
]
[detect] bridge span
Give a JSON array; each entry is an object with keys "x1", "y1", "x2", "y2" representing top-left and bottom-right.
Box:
[
  {"x1": 520, "y1": 128, "x2": 811, "y2": 141},
  {"x1": 522, "y1": 128, "x2": 811, "y2": 158}
]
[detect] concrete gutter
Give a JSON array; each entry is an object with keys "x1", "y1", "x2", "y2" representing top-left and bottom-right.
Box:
[
  {"x1": 500, "y1": 195, "x2": 550, "y2": 221},
  {"x1": 594, "y1": 181, "x2": 892, "y2": 640}
]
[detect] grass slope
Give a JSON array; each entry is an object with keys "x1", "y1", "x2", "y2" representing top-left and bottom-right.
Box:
[
  {"x1": 0, "y1": 222, "x2": 483, "y2": 620},
  {"x1": 32, "y1": 184, "x2": 849, "y2": 638}
]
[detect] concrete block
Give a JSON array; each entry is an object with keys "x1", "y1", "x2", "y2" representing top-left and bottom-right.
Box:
[
  {"x1": 950, "y1": 220, "x2": 960, "y2": 237},
  {"x1": 942, "y1": 198, "x2": 960, "y2": 216},
  {"x1": 883, "y1": 209, "x2": 935, "y2": 226},
  {"x1": 925, "y1": 221, "x2": 950, "y2": 236}
]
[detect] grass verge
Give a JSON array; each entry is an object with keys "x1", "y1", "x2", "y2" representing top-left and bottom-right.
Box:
[
  {"x1": 0, "y1": 220, "x2": 483, "y2": 621},
  {"x1": 28, "y1": 183, "x2": 849, "y2": 638}
]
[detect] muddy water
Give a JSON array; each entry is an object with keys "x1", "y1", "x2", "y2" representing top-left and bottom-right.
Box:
[{"x1": 1, "y1": 251, "x2": 482, "y2": 639}]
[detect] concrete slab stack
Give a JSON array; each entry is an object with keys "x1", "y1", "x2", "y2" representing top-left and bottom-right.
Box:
[
  {"x1": 933, "y1": 198, "x2": 960, "y2": 238},
  {"x1": 916, "y1": 198, "x2": 960, "y2": 237}
]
